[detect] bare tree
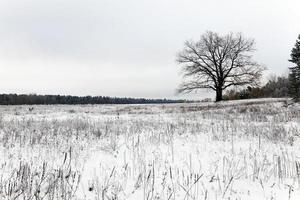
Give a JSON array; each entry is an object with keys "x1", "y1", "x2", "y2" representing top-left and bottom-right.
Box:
[{"x1": 177, "y1": 31, "x2": 265, "y2": 101}]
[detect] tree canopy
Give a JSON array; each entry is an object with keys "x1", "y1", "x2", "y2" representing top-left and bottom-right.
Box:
[
  {"x1": 289, "y1": 34, "x2": 300, "y2": 100},
  {"x1": 177, "y1": 31, "x2": 265, "y2": 101}
]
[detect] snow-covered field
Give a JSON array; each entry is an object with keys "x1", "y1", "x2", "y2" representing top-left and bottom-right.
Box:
[{"x1": 0, "y1": 98, "x2": 300, "y2": 200}]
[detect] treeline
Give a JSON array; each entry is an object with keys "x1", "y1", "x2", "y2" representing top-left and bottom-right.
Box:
[
  {"x1": 223, "y1": 76, "x2": 290, "y2": 100},
  {"x1": 0, "y1": 94, "x2": 185, "y2": 105}
]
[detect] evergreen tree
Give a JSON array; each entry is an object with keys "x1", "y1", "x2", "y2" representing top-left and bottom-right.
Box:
[
  {"x1": 289, "y1": 68, "x2": 300, "y2": 100},
  {"x1": 289, "y1": 34, "x2": 300, "y2": 101}
]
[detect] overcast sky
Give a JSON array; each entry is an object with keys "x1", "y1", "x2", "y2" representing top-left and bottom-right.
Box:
[{"x1": 0, "y1": 0, "x2": 299, "y2": 99}]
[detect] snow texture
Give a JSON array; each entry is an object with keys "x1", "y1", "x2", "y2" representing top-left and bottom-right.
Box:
[{"x1": 0, "y1": 98, "x2": 300, "y2": 200}]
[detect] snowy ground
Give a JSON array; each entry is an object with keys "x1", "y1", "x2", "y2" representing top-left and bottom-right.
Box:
[{"x1": 0, "y1": 98, "x2": 300, "y2": 200}]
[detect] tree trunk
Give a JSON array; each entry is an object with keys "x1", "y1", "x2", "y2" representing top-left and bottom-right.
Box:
[{"x1": 215, "y1": 88, "x2": 223, "y2": 102}]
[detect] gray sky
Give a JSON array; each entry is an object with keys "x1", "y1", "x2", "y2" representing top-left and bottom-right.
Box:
[{"x1": 0, "y1": 0, "x2": 299, "y2": 99}]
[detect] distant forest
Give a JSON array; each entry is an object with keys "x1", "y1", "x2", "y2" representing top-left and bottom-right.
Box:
[
  {"x1": 0, "y1": 94, "x2": 186, "y2": 105},
  {"x1": 223, "y1": 75, "x2": 291, "y2": 100}
]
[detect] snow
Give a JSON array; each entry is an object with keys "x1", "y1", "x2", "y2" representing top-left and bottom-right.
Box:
[{"x1": 0, "y1": 98, "x2": 300, "y2": 199}]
